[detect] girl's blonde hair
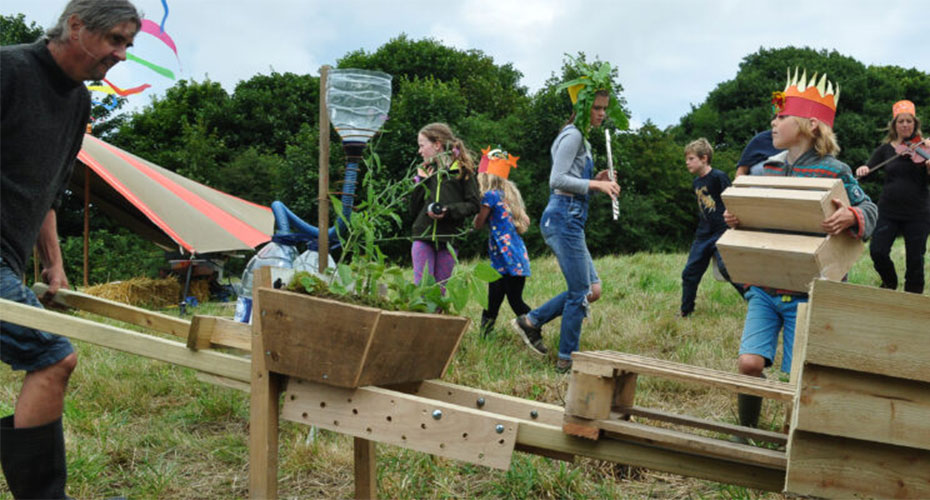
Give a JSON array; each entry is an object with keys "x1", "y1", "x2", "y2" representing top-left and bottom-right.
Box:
[
  {"x1": 791, "y1": 116, "x2": 841, "y2": 157},
  {"x1": 477, "y1": 173, "x2": 529, "y2": 234},
  {"x1": 418, "y1": 123, "x2": 476, "y2": 179}
]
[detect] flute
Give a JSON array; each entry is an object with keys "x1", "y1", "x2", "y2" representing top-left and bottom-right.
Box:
[{"x1": 605, "y1": 128, "x2": 619, "y2": 221}]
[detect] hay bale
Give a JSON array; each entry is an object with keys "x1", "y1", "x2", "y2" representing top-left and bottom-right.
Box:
[
  {"x1": 188, "y1": 279, "x2": 211, "y2": 304},
  {"x1": 84, "y1": 277, "x2": 180, "y2": 309}
]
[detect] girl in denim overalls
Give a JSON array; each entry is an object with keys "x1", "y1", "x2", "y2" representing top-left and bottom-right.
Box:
[{"x1": 511, "y1": 85, "x2": 622, "y2": 372}]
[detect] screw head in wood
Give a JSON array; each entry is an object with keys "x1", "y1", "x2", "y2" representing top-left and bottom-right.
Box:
[
  {"x1": 432, "y1": 410, "x2": 443, "y2": 420},
  {"x1": 476, "y1": 397, "x2": 486, "y2": 408},
  {"x1": 495, "y1": 424, "x2": 504, "y2": 434}
]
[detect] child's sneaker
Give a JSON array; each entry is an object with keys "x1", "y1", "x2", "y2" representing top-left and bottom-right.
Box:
[{"x1": 511, "y1": 315, "x2": 547, "y2": 356}]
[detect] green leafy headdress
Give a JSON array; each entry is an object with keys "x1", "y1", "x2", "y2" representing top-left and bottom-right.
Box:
[{"x1": 556, "y1": 56, "x2": 629, "y2": 135}]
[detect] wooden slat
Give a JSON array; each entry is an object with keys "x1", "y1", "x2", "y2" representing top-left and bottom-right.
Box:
[
  {"x1": 575, "y1": 351, "x2": 795, "y2": 401},
  {"x1": 794, "y1": 365, "x2": 930, "y2": 451},
  {"x1": 354, "y1": 438, "x2": 376, "y2": 500},
  {"x1": 785, "y1": 431, "x2": 930, "y2": 499},
  {"x1": 722, "y1": 183, "x2": 844, "y2": 233},
  {"x1": 0, "y1": 298, "x2": 250, "y2": 382},
  {"x1": 249, "y1": 268, "x2": 282, "y2": 499},
  {"x1": 624, "y1": 407, "x2": 787, "y2": 445},
  {"x1": 281, "y1": 378, "x2": 519, "y2": 470},
  {"x1": 586, "y1": 416, "x2": 787, "y2": 469},
  {"x1": 406, "y1": 380, "x2": 564, "y2": 427},
  {"x1": 516, "y1": 423, "x2": 785, "y2": 492},
  {"x1": 716, "y1": 230, "x2": 863, "y2": 292},
  {"x1": 33, "y1": 283, "x2": 189, "y2": 338},
  {"x1": 732, "y1": 176, "x2": 842, "y2": 190},
  {"x1": 804, "y1": 279, "x2": 930, "y2": 382}
]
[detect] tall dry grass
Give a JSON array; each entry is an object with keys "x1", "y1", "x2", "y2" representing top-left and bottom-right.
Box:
[{"x1": 0, "y1": 239, "x2": 923, "y2": 499}]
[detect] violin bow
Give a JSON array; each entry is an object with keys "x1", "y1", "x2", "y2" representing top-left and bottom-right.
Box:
[
  {"x1": 857, "y1": 140, "x2": 930, "y2": 178},
  {"x1": 605, "y1": 128, "x2": 619, "y2": 221}
]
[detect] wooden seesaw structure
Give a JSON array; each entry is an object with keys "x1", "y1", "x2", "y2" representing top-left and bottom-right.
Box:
[{"x1": 2, "y1": 265, "x2": 928, "y2": 499}]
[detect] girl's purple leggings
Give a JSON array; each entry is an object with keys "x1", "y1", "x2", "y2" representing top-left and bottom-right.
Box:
[{"x1": 411, "y1": 240, "x2": 456, "y2": 288}]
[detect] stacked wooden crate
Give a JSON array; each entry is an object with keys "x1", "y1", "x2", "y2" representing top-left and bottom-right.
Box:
[
  {"x1": 784, "y1": 279, "x2": 930, "y2": 498},
  {"x1": 717, "y1": 176, "x2": 863, "y2": 292}
]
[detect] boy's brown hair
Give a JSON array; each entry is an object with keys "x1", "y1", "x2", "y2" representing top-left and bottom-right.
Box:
[{"x1": 684, "y1": 138, "x2": 713, "y2": 164}]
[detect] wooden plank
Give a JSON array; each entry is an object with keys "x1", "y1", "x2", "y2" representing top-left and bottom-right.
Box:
[
  {"x1": 356, "y1": 310, "x2": 469, "y2": 387},
  {"x1": 785, "y1": 431, "x2": 930, "y2": 499},
  {"x1": 722, "y1": 183, "x2": 845, "y2": 233},
  {"x1": 592, "y1": 416, "x2": 787, "y2": 469},
  {"x1": 0, "y1": 298, "x2": 250, "y2": 382},
  {"x1": 406, "y1": 380, "x2": 564, "y2": 427},
  {"x1": 281, "y1": 378, "x2": 519, "y2": 470},
  {"x1": 788, "y1": 302, "x2": 809, "y2": 388},
  {"x1": 201, "y1": 315, "x2": 252, "y2": 352},
  {"x1": 575, "y1": 351, "x2": 795, "y2": 401},
  {"x1": 612, "y1": 372, "x2": 638, "y2": 410},
  {"x1": 354, "y1": 438, "x2": 376, "y2": 500},
  {"x1": 187, "y1": 315, "x2": 214, "y2": 350},
  {"x1": 257, "y1": 289, "x2": 378, "y2": 387},
  {"x1": 732, "y1": 176, "x2": 842, "y2": 191},
  {"x1": 196, "y1": 372, "x2": 250, "y2": 393},
  {"x1": 716, "y1": 230, "x2": 862, "y2": 292},
  {"x1": 624, "y1": 407, "x2": 787, "y2": 445},
  {"x1": 805, "y1": 279, "x2": 930, "y2": 382},
  {"x1": 516, "y1": 423, "x2": 786, "y2": 492},
  {"x1": 794, "y1": 365, "x2": 930, "y2": 450},
  {"x1": 249, "y1": 268, "x2": 282, "y2": 499},
  {"x1": 33, "y1": 283, "x2": 190, "y2": 338}
]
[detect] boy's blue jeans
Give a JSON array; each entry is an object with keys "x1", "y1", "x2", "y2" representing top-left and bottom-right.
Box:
[
  {"x1": 680, "y1": 229, "x2": 731, "y2": 314},
  {"x1": 528, "y1": 194, "x2": 598, "y2": 361}
]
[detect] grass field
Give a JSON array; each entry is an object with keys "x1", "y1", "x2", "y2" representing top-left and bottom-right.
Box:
[{"x1": 1, "y1": 239, "x2": 924, "y2": 499}]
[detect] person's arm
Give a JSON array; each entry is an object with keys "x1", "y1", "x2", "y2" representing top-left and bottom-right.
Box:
[
  {"x1": 735, "y1": 165, "x2": 749, "y2": 177},
  {"x1": 36, "y1": 210, "x2": 69, "y2": 298},
  {"x1": 591, "y1": 170, "x2": 621, "y2": 197},
  {"x1": 824, "y1": 170, "x2": 878, "y2": 239},
  {"x1": 549, "y1": 129, "x2": 590, "y2": 194},
  {"x1": 473, "y1": 204, "x2": 491, "y2": 230},
  {"x1": 443, "y1": 174, "x2": 481, "y2": 221}
]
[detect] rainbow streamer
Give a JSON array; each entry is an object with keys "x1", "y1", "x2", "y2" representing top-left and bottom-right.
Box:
[
  {"x1": 159, "y1": 0, "x2": 169, "y2": 32},
  {"x1": 127, "y1": 53, "x2": 175, "y2": 79},
  {"x1": 140, "y1": 19, "x2": 180, "y2": 66}
]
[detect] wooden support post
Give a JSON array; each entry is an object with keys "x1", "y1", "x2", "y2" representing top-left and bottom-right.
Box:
[
  {"x1": 354, "y1": 437, "x2": 376, "y2": 500},
  {"x1": 318, "y1": 65, "x2": 331, "y2": 273},
  {"x1": 612, "y1": 372, "x2": 638, "y2": 414},
  {"x1": 563, "y1": 360, "x2": 615, "y2": 440},
  {"x1": 249, "y1": 267, "x2": 282, "y2": 499},
  {"x1": 83, "y1": 167, "x2": 90, "y2": 287}
]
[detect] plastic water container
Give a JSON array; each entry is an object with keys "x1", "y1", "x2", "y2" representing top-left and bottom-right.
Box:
[
  {"x1": 292, "y1": 249, "x2": 336, "y2": 278},
  {"x1": 234, "y1": 242, "x2": 298, "y2": 323}
]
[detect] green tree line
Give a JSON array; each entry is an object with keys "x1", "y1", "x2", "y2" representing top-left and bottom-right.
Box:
[{"x1": 4, "y1": 14, "x2": 928, "y2": 282}]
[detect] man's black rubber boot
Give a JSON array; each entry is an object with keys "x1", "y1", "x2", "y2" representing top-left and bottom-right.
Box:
[{"x1": 0, "y1": 414, "x2": 68, "y2": 500}]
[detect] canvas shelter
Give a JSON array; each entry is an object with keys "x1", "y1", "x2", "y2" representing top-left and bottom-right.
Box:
[{"x1": 74, "y1": 134, "x2": 274, "y2": 256}]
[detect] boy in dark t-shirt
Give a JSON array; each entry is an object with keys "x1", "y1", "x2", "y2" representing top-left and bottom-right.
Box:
[{"x1": 679, "y1": 138, "x2": 740, "y2": 317}]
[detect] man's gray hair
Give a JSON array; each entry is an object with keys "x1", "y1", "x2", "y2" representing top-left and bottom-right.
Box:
[{"x1": 46, "y1": 0, "x2": 142, "y2": 42}]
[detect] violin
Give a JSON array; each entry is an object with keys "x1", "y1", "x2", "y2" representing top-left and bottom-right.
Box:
[{"x1": 857, "y1": 135, "x2": 930, "y2": 178}]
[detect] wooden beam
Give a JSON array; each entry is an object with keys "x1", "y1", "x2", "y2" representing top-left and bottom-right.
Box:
[
  {"x1": 188, "y1": 315, "x2": 251, "y2": 352},
  {"x1": 33, "y1": 283, "x2": 190, "y2": 338},
  {"x1": 575, "y1": 351, "x2": 795, "y2": 401},
  {"x1": 516, "y1": 422, "x2": 785, "y2": 492},
  {"x1": 785, "y1": 430, "x2": 930, "y2": 499},
  {"x1": 408, "y1": 380, "x2": 564, "y2": 427},
  {"x1": 805, "y1": 279, "x2": 930, "y2": 383},
  {"x1": 354, "y1": 438, "x2": 376, "y2": 500},
  {"x1": 623, "y1": 407, "x2": 787, "y2": 445},
  {"x1": 281, "y1": 378, "x2": 519, "y2": 470},
  {"x1": 318, "y1": 64, "x2": 331, "y2": 272},
  {"x1": 732, "y1": 176, "x2": 844, "y2": 190},
  {"x1": 0, "y1": 298, "x2": 249, "y2": 382},
  {"x1": 249, "y1": 268, "x2": 283, "y2": 499}
]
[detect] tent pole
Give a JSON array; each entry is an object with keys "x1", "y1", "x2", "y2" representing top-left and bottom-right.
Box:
[
  {"x1": 180, "y1": 253, "x2": 194, "y2": 316},
  {"x1": 83, "y1": 167, "x2": 90, "y2": 287},
  {"x1": 318, "y1": 65, "x2": 331, "y2": 274}
]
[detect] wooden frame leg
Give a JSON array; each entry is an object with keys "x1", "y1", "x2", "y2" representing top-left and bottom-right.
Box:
[
  {"x1": 354, "y1": 437, "x2": 377, "y2": 499},
  {"x1": 250, "y1": 267, "x2": 282, "y2": 499}
]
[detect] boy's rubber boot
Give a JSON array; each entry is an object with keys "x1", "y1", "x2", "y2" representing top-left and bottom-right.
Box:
[
  {"x1": 0, "y1": 414, "x2": 68, "y2": 499},
  {"x1": 479, "y1": 312, "x2": 496, "y2": 338},
  {"x1": 737, "y1": 394, "x2": 763, "y2": 428}
]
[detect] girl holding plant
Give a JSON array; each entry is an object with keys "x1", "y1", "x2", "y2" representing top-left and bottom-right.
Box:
[
  {"x1": 511, "y1": 59, "x2": 625, "y2": 372},
  {"x1": 409, "y1": 123, "x2": 480, "y2": 289}
]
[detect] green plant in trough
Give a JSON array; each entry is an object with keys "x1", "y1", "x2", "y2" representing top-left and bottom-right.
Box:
[{"x1": 289, "y1": 143, "x2": 499, "y2": 314}]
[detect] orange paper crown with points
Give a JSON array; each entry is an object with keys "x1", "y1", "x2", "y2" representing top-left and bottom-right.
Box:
[
  {"x1": 478, "y1": 147, "x2": 519, "y2": 180},
  {"x1": 774, "y1": 67, "x2": 840, "y2": 127},
  {"x1": 893, "y1": 99, "x2": 915, "y2": 118}
]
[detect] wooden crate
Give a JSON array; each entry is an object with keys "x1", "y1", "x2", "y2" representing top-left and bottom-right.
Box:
[
  {"x1": 723, "y1": 176, "x2": 848, "y2": 234},
  {"x1": 785, "y1": 280, "x2": 930, "y2": 499},
  {"x1": 256, "y1": 288, "x2": 470, "y2": 388},
  {"x1": 716, "y1": 230, "x2": 862, "y2": 292}
]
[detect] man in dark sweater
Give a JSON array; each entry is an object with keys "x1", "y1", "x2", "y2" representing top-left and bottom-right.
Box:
[{"x1": 1, "y1": 1, "x2": 140, "y2": 497}]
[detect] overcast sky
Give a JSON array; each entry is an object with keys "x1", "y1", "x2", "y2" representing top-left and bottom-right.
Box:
[{"x1": 8, "y1": 0, "x2": 929, "y2": 129}]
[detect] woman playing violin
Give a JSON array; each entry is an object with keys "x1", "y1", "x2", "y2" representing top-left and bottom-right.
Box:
[{"x1": 855, "y1": 100, "x2": 930, "y2": 294}]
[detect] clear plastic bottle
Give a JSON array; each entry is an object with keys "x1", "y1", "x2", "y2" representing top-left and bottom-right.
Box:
[{"x1": 234, "y1": 242, "x2": 298, "y2": 323}]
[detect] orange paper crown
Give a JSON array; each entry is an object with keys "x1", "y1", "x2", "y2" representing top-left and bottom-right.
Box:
[
  {"x1": 775, "y1": 68, "x2": 840, "y2": 127},
  {"x1": 893, "y1": 99, "x2": 915, "y2": 118},
  {"x1": 478, "y1": 147, "x2": 519, "y2": 180}
]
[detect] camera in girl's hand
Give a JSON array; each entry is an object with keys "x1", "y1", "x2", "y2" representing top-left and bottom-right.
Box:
[{"x1": 428, "y1": 202, "x2": 445, "y2": 215}]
